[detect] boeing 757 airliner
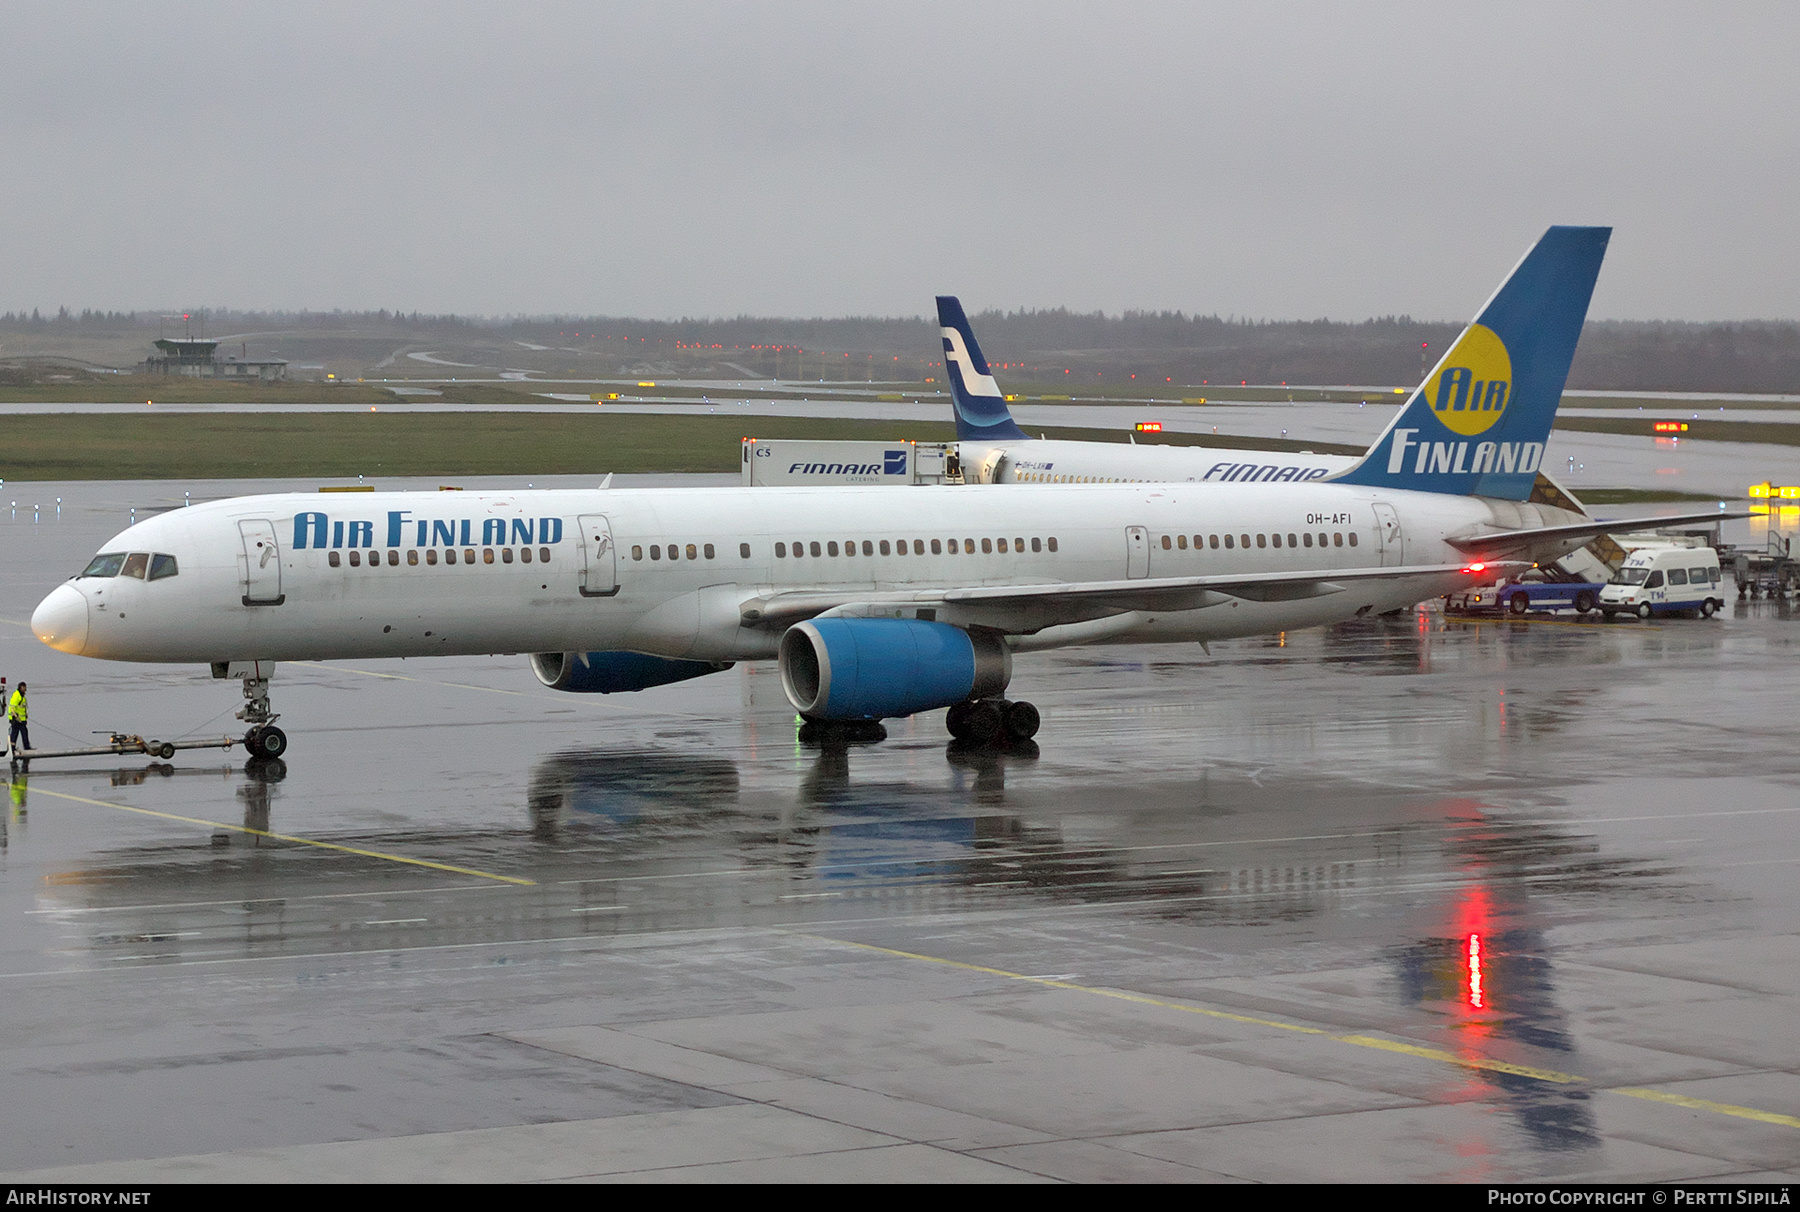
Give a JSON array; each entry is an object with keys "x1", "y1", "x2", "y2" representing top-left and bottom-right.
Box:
[{"x1": 31, "y1": 226, "x2": 1723, "y2": 757}]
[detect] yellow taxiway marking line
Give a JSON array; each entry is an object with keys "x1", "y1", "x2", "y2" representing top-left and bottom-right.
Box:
[
  {"x1": 810, "y1": 936, "x2": 1800, "y2": 1126},
  {"x1": 1613, "y1": 1087, "x2": 1800, "y2": 1130},
  {"x1": 26, "y1": 786, "x2": 536, "y2": 886}
]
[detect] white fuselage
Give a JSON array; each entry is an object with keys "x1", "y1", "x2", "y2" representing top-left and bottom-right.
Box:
[
  {"x1": 33, "y1": 482, "x2": 1573, "y2": 668},
  {"x1": 963, "y1": 440, "x2": 1357, "y2": 486}
]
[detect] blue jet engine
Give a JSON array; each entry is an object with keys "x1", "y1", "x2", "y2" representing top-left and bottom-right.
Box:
[
  {"x1": 778, "y1": 618, "x2": 1011, "y2": 720},
  {"x1": 531, "y1": 650, "x2": 731, "y2": 693}
]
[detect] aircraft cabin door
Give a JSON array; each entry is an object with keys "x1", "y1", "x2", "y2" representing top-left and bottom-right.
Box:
[
  {"x1": 1126, "y1": 526, "x2": 1150, "y2": 578},
  {"x1": 577, "y1": 514, "x2": 620, "y2": 597},
  {"x1": 1371, "y1": 502, "x2": 1404, "y2": 567},
  {"x1": 238, "y1": 519, "x2": 285, "y2": 606}
]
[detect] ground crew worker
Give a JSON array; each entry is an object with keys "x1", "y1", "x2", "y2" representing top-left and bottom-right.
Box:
[
  {"x1": 7, "y1": 682, "x2": 29, "y2": 757},
  {"x1": 0, "y1": 678, "x2": 7, "y2": 755}
]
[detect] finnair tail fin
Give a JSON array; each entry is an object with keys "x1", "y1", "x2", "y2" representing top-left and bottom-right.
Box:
[
  {"x1": 1330, "y1": 225, "x2": 1610, "y2": 500},
  {"x1": 938, "y1": 296, "x2": 1027, "y2": 442}
]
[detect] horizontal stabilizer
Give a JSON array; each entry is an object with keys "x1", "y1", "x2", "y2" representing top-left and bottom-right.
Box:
[{"x1": 1447, "y1": 510, "x2": 1748, "y2": 560}]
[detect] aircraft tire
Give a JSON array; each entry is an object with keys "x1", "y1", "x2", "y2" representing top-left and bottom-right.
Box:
[
  {"x1": 1003, "y1": 700, "x2": 1041, "y2": 741},
  {"x1": 1509, "y1": 593, "x2": 1530, "y2": 616},
  {"x1": 964, "y1": 700, "x2": 1004, "y2": 745},
  {"x1": 945, "y1": 701, "x2": 974, "y2": 740},
  {"x1": 254, "y1": 727, "x2": 288, "y2": 759}
]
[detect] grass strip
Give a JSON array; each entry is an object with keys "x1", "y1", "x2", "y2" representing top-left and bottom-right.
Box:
[
  {"x1": 1553, "y1": 416, "x2": 1800, "y2": 446},
  {"x1": 0, "y1": 412, "x2": 1362, "y2": 481},
  {"x1": 0, "y1": 378, "x2": 398, "y2": 404},
  {"x1": 1574, "y1": 488, "x2": 1733, "y2": 505}
]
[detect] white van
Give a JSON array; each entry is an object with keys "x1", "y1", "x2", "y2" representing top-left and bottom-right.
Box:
[{"x1": 1599, "y1": 546, "x2": 1724, "y2": 619}]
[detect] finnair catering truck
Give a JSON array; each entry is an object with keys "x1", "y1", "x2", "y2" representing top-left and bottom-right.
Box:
[{"x1": 741, "y1": 440, "x2": 959, "y2": 486}]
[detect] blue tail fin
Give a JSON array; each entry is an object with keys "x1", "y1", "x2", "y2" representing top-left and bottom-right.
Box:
[
  {"x1": 938, "y1": 296, "x2": 1028, "y2": 441},
  {"x1": 1330, "y1": 225, "x2": 1610, "y2": 500}
]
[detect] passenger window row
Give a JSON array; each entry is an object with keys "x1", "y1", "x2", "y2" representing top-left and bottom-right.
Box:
[
  {"x1": 622, "y1": 538, "x2": 1066, "y2": 560},
  {"x1": 1017, "y1": 473, "x2": 1142, "y2": 483},
  {"x1": 80, "y1": 552, "x2": 179, "y2": 580},
  {"x1": 328, "y1": 547, "x2": 553, "y2": 568},
  {"x1": 631, "y1": 542, "x2": 737, "y2": 561},
  {"x1": 773, "y1": 536, "x2": 1059, "y2": 558},
  {"x1": 1160, "y1": 531, "x2": 1356, "y2": 551}
]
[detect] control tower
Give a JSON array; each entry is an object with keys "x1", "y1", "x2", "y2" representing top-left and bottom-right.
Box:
[{"x1": 145, "y1": 337, "x2": 288, "y2": 380}]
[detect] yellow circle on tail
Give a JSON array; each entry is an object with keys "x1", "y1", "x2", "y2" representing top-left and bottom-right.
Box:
[{"x1": 1425, "y1": 324, "x2": 1513, "y2": 437}]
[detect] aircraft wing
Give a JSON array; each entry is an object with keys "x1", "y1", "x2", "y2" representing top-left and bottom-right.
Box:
[
  {"x1": 1447, "y1": 510, "x2": 1749, "y2": 559},
  {"x1": 739, "y1": 561, "x2": 1518, "y2": 631}
]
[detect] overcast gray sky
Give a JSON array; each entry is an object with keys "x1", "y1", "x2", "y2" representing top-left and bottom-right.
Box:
[{"x1": 5, "y1": 2, "x2": 1795, "y2": 321}]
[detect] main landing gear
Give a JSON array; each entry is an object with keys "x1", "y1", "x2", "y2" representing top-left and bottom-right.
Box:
[
  {"x1": 216, "y1": 662, "x2": 288, "y2": 760},
  {"x1": 796, "y1": 698, "x2": 1042, "y2": 748},
  {"x1": 945, "y1": 698, "x2": 1040, "y2": 745}
]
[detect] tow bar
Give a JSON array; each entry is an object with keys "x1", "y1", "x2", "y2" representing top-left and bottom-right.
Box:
[{"x1": 8, "y1": 732, "x2": 240, "y2": 765}]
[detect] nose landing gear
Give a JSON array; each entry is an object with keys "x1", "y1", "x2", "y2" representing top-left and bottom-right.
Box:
[
  {"x1": 214, "y1": 661, "x2": 289, "y2": 759},
  {"x1": 238, "y1": 676, "x2": 288, "y2": 759}
]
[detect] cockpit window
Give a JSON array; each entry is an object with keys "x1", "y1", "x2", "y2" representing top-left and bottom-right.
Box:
[
  {"x1": 148, "y1": 553, "x2": 179, "y2": 581},
  {"x1": 81, "y1": 553, "x2": 127, "y2": 578},
  {"x1": 120, "y1": 553, "x2": 149, "y2": 579}
]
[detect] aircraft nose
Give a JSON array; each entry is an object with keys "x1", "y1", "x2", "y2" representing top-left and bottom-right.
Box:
[{"x1": 32, "y1": 583, "x2": 88, "y2": 654}]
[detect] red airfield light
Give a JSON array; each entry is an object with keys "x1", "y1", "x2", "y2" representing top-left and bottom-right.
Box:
[{"x1": 1467, "y1": 933, "x2": 1485, "y2": 1009}]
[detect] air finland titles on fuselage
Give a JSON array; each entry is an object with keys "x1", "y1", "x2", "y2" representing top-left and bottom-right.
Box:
[{"x1": 36, "y1": 225, "x2": 1647, "y2": 745}]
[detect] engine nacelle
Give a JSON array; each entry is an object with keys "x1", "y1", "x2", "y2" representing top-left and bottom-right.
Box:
[
  {"x1": 779, "y1": 618, "x2": 1010, "y2": 720},
  {"x1": 530, "y1": 650, "x2": 731, "y2": 694}
]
